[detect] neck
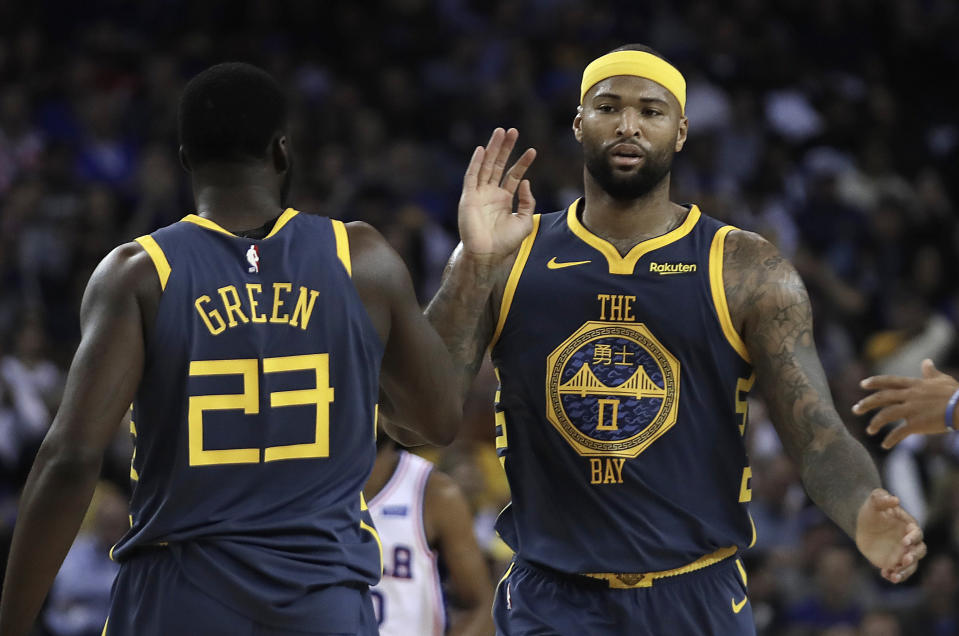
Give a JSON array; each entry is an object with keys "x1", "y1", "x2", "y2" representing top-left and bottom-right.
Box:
[
  {"x1": 364, "y1": 445, "x2": 401, "y2": 501},
  {"x1": 192, "y1": 163, "x2": 284, "y2": 232},
  {"x1": 580, "y1": 170, "x2": 687, "y2": 252}
]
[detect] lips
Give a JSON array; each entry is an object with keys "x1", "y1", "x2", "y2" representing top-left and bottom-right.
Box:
[{"x1": 609, "y1": 143, "x2": 644, "y2": 167}]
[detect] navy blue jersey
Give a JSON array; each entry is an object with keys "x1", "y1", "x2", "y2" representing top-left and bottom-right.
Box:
[
  {"x1": 491, "y1": 199, "x2": 755, "y2": 575},
  {"x1": 111, "y1": 209, "x2": 384, "y2": 628}
]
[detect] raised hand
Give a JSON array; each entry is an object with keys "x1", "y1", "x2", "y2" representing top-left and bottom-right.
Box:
[
  {"x1": 854, "y1": 489, "x2": 926, "y2": 583},
  {"x1": 853, "y1": 358, "x2": 959, "y2": 449},
  {"x1": 459, "y1": 127, "x2": 537, "y2": 263}
]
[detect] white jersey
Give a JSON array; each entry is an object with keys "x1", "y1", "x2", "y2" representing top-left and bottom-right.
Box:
[{"x1": 369, "y1": 451, "x2": 445, "y2": 636}]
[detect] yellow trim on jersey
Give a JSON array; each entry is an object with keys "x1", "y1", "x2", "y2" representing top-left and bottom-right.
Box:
[
  {"x1": 360, "y1": 519, "x2": 384, "y2": 574},
  {"x1": 489, "y1": 214, "x2": 541, "y2": 351},
  {"x1": 583, "y1": 545, "x2": 736, "y2": 588},
  {"x1": 709, "y1": 226, "x2": 751, "y2": 362},
  {"x1": 101, "y1": 617, "x2": 108, "y2": 636},
  {"x1": 498, "y1": 561, "x2": 515, "y2": 586},
  {"x1": 360, "y1": 491, "x2": 369, "y2": 511},
  {"x1": 181, "y1": 208, "x2": 298, "y2": 238},
  {"x1": 129, "y1": 417, "x2": 139, "y2": 482},
  {"x1": 331, "y1": 219, "x2": 352, "y2": 276},
  {"x1": 565, "y1": 199, "x2": 701, "y2": 275},
  {"x1": 748, "y1": 512, "x2": 757, "y2": 548},
  {"x1": 134, "y1": 235, "x2": 171, "y2": 291},
  {"x1": 736, "y1": 558, "x2": 748, "y2": 586}
]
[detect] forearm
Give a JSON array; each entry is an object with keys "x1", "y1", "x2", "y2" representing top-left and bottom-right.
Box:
[
  {"x1": 0, "y1": 445, "x2": 102, "y2": 636},
  {"x1": 795, "y1": 426, "x2": 880, "y2": 538},
  {"x1": 425, "y1": 249, "x2": 498, "y2": 402}
]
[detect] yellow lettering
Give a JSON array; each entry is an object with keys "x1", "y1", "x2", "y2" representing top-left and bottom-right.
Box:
[
  {"x1": 609, "y1": 294, "x2": 624, "y2": 320},
  {"x1": 604, "y1": 461, "x2": 618, "y2": 483},
  {"x1": 195, "y1": 295, "x2": 226, "y2": 335},
  {"x1": 739, "y1": 466, "x2": 752, "y2": 503},
  {"x1": 218, "y1": 285, "x2": 249, "y2": 327},
  {"x1": 597, "y1": 294, "x2": 610, "y2": 320},
  {"x1": 590, "y1": 458, "x2": 603, "y2": 484},
  {"x1": 246, "y1": 283, "x2": 267, "y2": 323},
  {"x1": 596, "y1": 398, "x2": 620, "y2": 431},
  {"x1": 623, "y1": 295, "x2": 636, "y2": 321},
  {"x1": 736, "y1": 374, "x2": 756, "y2": 436},
  {"x1": 289, "y1": 287, "x2": 320, "y2": 330},
  {"x1": 611, "y1": 458, "x2": 625, "y2": 483},
  {"x1": 270, "y1": 282, "x2": 292, "y2": 323}
]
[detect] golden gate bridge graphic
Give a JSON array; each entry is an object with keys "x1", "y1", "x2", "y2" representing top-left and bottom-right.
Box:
[{"x1": 558, "y1": 363, "x2": 666, "y2": 399}]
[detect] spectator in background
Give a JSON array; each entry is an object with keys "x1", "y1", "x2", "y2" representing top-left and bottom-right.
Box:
[{"x1": 42, "y1": 482, "x2": 125, "y2": 636}]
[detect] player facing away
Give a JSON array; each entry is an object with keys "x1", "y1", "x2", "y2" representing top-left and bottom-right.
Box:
[
  {"x1": 423, "y1": 45, "x2": 927, "y2": 635},
  {"x1": 366, "y1": 436, "x2": 494, "y2": 636},
  {"x1": 0, "y1": 63, "x2": 462, "y2": 636}
]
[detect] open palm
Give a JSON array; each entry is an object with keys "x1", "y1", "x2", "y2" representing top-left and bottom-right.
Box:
[{"x1": 459, "y1": 128, "x2": 537, "y2": 262}]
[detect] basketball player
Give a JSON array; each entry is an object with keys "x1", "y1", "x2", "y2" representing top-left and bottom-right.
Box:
[
  {"x1": 423, "y1": 45, "x2": 927, "y2": 634},
  {"x1": 366, "y1": 436, "x2": 494, "y2": 636},
  {"x1": 854, "y1": 358, "x2": 959, "y2": 448},
  {"x1": 0, "y1": 63, "x2": 461, "y2": 636}
]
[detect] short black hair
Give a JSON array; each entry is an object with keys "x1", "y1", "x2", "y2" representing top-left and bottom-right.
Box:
[
  {"x1": 609, "y1": 43, "x2": 671, "y2": 63},
  {"x1": 178, "y1": 62, "x2": 288, "y2": 166}
]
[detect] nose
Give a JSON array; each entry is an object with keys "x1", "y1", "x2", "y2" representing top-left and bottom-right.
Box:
[{"x1": 616, "y1": 107, "x2": 641, "y2": 138}]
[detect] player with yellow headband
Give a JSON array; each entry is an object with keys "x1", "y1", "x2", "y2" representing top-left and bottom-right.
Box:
[{"x1": 423, "y1": 43, "x2": 926, "y2": 635}]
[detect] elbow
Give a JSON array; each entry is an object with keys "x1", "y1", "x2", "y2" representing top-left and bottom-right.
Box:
[
  {"x1": 34, "y1": 437, "x2": 103, "y2": 482},
  {"x1": 422, "y1": 402, "x2": 463, "y2": 447}
]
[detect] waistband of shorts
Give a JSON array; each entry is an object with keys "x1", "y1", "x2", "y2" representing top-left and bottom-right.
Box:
[{"x1": 518, "y1": 545, "x2": 738, "y2": 590}]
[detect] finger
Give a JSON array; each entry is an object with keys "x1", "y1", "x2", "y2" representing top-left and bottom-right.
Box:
[
  {"x1": 463, "y1": 146, "x2": 484, "y2": 190},
  {"x1": 921, "y1": 358, "x2": 938, "y2": 379},
  {"x1": 516, "y1": 179, "x2": 535, "y2": 218},
  {"x1": 490, "y1": 128, "x2": 519, "y2": 186},
  {"x1": 868, "y1": 489, "x2": 899, "y2": 510},
  {"x1": 501, "y1": 148, "x2": 537, "y2": 195},
  {"x1": 892, "y1": 561, "x2": 919, "y2": 583},
  {"x1": 860, "y1": 375, "x2": 918, "y2": 391},
  {"x1": 477, "y1": 128, "x2": 505, "y2": 186},
  {"x1": 853, "y1": 389, "x2": 907, "y2": 417},
  {"x1": 881, "y1": 422, "x2": 913, "y2": 449},
  {"x1": 868, "y1": 404, "x2": 911, "y2": 433}
]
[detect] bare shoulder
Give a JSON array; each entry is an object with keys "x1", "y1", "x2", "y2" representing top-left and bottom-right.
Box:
[
  {"x1": 422, "y1": 467, "x2": 472, "y2": 542},
  {"x1": 84, "y1": 241, "x2": 160, "y2": 310},
  {"x1": 424, "y1": 467, "x2": 466, "y2": 506},
  {"x1": 723, "y1": 230, "x2": 807, "y2": 333}
]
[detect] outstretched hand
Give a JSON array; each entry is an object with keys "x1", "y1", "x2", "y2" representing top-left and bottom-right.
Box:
[
  {"x1": 853, "y1": 358, "x2": 959, "y2": 449},
  {"x1": 459, "y1": 127, "x2": 537, "y2": 264},
  {"x1": 854, "y1": 489, "x2": 926, "y2": 584}
]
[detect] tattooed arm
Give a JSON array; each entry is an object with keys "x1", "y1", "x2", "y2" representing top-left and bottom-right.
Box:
[
  {"x1": 724, "y1": 230, "x2": 926, "y2": 583},
  {"x1": 426, "y1": 127, "x2": 537, "y2": 401}
]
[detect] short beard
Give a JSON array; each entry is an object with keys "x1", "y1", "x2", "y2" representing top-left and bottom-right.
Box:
[{"x1": 584, "y1": 144, "x2": 673, "y2": 200}]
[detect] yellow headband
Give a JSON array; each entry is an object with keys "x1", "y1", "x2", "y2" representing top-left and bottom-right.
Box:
[{"x1": 580, "y1": 51, "x2": 686, "y2": 114}]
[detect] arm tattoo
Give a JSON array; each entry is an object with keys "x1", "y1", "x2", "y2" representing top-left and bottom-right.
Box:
[
  {"x1": 425, "y1": 249, "x2": 504, "y2": 402},
  {"x1": 725, "y1": 232, "x2": 879, "y2": 538}
]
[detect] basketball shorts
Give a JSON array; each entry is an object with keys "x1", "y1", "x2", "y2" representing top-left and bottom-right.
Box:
[
  {"x1": 493, "y1": 555, "x2": 755, "y2": 636},
  {"x1": 104, "y1": 548, "x2": 377, "y2": 636}
]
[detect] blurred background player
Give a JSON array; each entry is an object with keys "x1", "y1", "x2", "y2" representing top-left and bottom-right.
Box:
[
  {"x1": 425, "y1": 44, "x2": 926, "y2": 634},
  {"x1": 0, "y1": 62, "x2": 461, "y2": 636},
  {"x1": 366, "y1": 433, "x2": 493, "y2": 636}
]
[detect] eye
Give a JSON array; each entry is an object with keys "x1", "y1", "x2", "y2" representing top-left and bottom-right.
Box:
[
  {"x1": 643, "y1": 108, "x2": 663, "y2": 117},
  {"x1": 596, "y1": 104, "x2": 615, "y2": 113}
]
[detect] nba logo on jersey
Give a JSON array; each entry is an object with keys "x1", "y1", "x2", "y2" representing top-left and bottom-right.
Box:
[{"x1": 246, "y1": 244, "x2": 260, "y2": 273}]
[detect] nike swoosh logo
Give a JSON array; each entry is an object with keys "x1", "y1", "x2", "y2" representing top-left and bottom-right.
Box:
[
  {"x1": 731, "y1": 595, "x2": 748, "y2": 614},
  {"x1": 547, "y1": 257, "x2": 591, "y2": 269}
]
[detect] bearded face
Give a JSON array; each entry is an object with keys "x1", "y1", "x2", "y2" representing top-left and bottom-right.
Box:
[{"x1": 582, "y1": 135, "x2": 675, "y2": 200}]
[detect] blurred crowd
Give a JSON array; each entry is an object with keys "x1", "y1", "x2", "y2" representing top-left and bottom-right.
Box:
[{"x1": 1, "y1": 1, "x2": 958, "y2": 635}]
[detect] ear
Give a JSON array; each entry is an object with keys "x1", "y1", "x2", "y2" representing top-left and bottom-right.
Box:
[
  {"x1": 572, "y1": 106, "x2": 584, "y2": 144},
  {"x1": 271, "y1": 134, "x2": 290, "y2": 173},
  {"x1": 178, "y1": 146, "x2": 192, "y2": 173},
  {"x1": 675, "y1": 115, "x2": 688, "y2": 153}
]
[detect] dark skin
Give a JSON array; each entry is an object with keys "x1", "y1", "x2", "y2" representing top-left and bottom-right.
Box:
[
  {"x1": 365, "y1": 443, "x2": 494, "y2": 636},
  {"x1": 0, "y1": 131, "x2": 461, "y2": 636},
  {"x1": 427, "y1": 73, "x2": 925, "y2": 588}
]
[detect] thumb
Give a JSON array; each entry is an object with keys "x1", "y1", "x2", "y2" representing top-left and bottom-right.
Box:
[
  {"x1": 921, "y1": 358, "x2": 938, "y2": 379},
  {"x1": 516, "y1": 180, "x2": 535, "y2": 218}
]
